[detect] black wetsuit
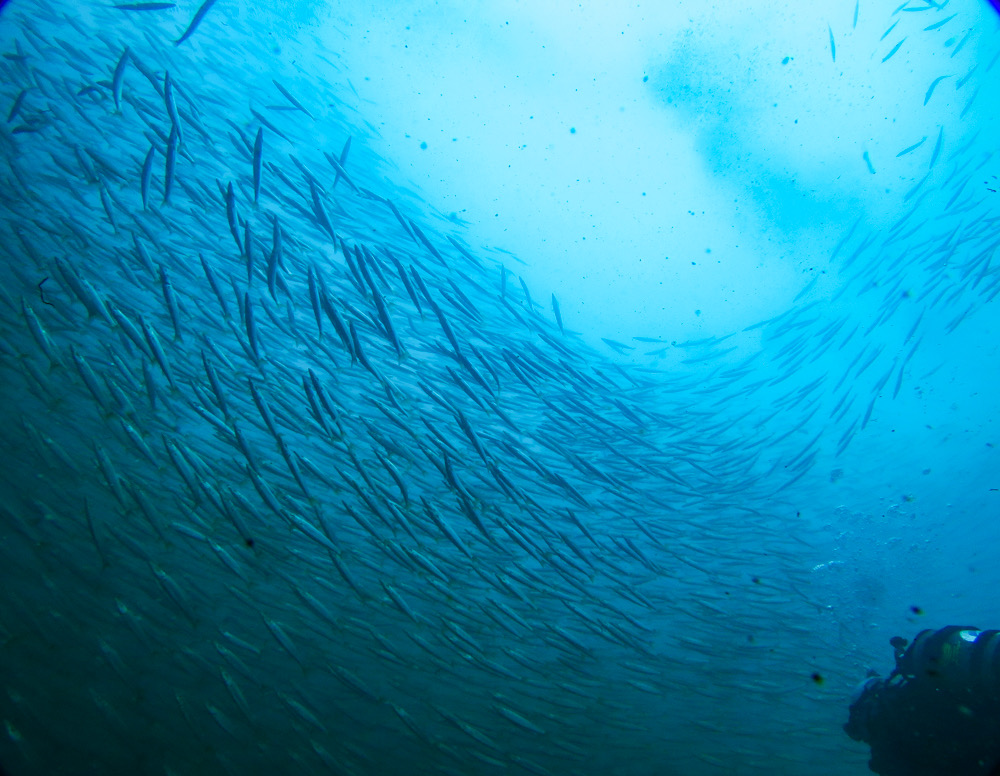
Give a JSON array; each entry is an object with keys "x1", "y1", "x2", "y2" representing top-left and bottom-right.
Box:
[{"x1": 847, "y1": 677, "x2": 1000, "y2": 774}]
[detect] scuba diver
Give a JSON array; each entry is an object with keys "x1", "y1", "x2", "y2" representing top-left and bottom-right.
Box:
[{"x1": 845, "y1": 626, "x2": 1000, "y2": 775}]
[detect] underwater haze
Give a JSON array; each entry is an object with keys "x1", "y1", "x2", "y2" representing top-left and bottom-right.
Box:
[{"x1": 0, "y1": 0, "x2": 998, "y2": 774}]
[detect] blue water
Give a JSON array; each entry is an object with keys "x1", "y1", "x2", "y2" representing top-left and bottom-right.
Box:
[{"x1": 0, "y1": 1, "x2": 998, "y2": 774}]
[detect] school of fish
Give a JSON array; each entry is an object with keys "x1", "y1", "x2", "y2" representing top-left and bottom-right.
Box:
[{"x1": 0, "y1": 0, "x2": 997, "y2": 774}]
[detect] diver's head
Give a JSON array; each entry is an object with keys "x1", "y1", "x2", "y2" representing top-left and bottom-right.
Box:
[{"x1": 843, "y1": 676, "x2": 883, "y2": 743}]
